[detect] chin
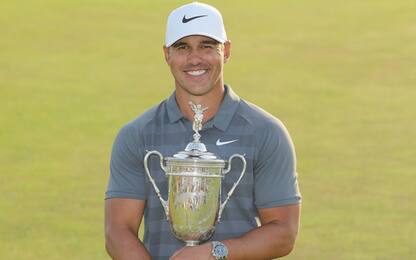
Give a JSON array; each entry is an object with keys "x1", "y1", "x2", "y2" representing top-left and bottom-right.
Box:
[
  {"x1": 187, "y1": 88, "x2": 211, "y2": 96},
  {"x1": 179, "y1": 82, "x2": 212, "y2": 96}
]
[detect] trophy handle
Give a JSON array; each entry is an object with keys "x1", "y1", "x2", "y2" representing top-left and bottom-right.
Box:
[
  {"x1": 144, "y1": 150, "x2": 169, "y2": 221},
  {"x1": 217, "y1": 154, "x2": 247, "y2": 222}
]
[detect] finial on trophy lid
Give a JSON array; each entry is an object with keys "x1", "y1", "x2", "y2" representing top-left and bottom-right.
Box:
[
  {"x1": 173, "y1": 101, "x2": 217, "y2": 159},
  {"x1": 189, "y1": 102, "x2": 208, "y2": 141},
  {"x1": 184, "y1": 101, "x2": 209, "y2": 153}
]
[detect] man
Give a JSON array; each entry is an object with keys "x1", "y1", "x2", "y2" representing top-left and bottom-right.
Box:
[{"x1": 105, "y1": 2, "x2": 301, "y2": 259}]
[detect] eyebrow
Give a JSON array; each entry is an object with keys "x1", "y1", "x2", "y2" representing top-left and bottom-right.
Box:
[
  {"x1": 200, "y1": 40, "x2": 220, "y2": 45},
  {"x1": 171, "y1": 41, "x2": 187, "y2": 48}
]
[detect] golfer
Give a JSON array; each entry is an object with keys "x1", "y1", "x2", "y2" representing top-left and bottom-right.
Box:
[{"x1": 105, "y1": 2, "x2": 301, "y2": 259}]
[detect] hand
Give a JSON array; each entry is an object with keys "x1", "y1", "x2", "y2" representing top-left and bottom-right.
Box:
[{"x1": 170, "y1": 243, "x2": 213, "y2": 260}]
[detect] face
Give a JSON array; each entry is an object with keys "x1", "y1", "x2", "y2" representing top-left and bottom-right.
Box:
[{"x1": 163, "y1": 35, "x2": 231, "y2": 97}]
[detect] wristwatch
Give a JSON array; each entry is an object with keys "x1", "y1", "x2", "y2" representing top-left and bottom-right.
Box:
[{"x1": 211, "y1": 241, "x2": 228, "y2": 260}]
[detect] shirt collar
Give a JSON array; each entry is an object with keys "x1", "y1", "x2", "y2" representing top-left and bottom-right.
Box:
[
  {"x1": 212, "y1": 85, "x2": 240, "y2": 131},
  {"x1": 166, "y1": 85, "x2": 240, "y2": 131},
  {"x1": 166, "y1": 91, "x2": 183, "y2": 123}
]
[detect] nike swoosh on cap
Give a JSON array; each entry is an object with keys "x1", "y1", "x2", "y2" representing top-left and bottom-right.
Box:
[
  {"x1": 216, "y1": 139, "x2": 238, "y2": 146},
  {"x1": 182, "y1": 14, "x2": 208, "y2": 23}
]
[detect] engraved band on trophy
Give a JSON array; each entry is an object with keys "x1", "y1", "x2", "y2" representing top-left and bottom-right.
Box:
[{"x1": 144, "y1": 102, "x2": 246, "y2": 246}]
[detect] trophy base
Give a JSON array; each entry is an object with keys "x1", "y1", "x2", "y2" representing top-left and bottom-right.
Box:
[{"x1": 185, "y1": 240, "x2": 200, "y2": 247}]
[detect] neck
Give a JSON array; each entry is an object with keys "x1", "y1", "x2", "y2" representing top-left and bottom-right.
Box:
[{"x1": 175, "y1": 84, "x2": 225, "y2": 123}]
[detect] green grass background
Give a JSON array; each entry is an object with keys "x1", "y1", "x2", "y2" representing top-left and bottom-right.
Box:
[{"x1": 1, "y1": 0, "x2": 415, "y2": 259}]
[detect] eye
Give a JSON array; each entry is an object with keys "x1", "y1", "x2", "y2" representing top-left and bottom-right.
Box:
[
  {"x1": 202, "y1": 44, "x2": 213, "y2": 49},
  {"x1": 173, "y1": 44, "x2": 188, "y2": 50}
]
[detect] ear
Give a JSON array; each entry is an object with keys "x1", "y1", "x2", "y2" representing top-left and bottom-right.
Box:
[
  {"x1": 223, "y1": 40, "x2": 231, "y2": 63},
  {"x1": 163, "y1": 46, "x2": 170, "y2": 63}
]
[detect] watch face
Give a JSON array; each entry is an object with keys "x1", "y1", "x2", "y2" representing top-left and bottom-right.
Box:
[{"x1": 214, "y1": 244, "x2": 227, "y2": 257}]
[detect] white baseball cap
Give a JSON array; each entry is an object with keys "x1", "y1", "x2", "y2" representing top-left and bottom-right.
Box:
[{"x1": 165, "y1": 2, "x2": 227, "y2": 47}]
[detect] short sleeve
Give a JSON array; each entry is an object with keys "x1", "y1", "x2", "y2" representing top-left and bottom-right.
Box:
[
  {"x1": 254, "y1": 120, "x2": 301, "y2": 208},
  {"x1": 105, "y1": 124, "x2": 148, "y2": 200}
]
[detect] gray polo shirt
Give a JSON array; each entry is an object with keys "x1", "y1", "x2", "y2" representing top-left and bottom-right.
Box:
[{"x1": 106, "y1": 86, "x2": 301, "y2": 259}]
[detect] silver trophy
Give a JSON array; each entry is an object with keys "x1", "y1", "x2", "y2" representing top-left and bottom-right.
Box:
[{"x1": 144, "y1": 102, "x2": 246, "y2": 246}]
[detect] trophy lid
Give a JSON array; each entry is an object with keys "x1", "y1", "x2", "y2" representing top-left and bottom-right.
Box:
[
  {"x1": 169, "y1": 143, "x2": 225, "y2": 167},
  {"x1": 173, "y1": 141, "x2": 217, "y2": 160}
]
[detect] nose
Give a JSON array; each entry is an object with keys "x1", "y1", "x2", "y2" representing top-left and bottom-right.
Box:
[{"x1": 187, "y1": 49, "x2": 202, "y2": 66}]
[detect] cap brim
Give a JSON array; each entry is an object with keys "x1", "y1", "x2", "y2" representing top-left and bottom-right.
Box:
[{"x1": 165, "y1": 33, "x2": 226, "y2": 47}]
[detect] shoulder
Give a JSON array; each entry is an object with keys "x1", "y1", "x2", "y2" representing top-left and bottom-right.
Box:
[
  {"x1": 122, "y1": 100, "x2": 166, "y2": 132},
  {"x1": 115, "y1": 100, "x2": 166, "y2": 143},
  {"x1": 237, "y1": 99, "x2": 290, "y2": 138},
  {"x1": 236, "y1": 99, "x2": 295, "y2": 162},
  {"x1": 235, "y1": 100, "x2": 297, "y2": 171}
]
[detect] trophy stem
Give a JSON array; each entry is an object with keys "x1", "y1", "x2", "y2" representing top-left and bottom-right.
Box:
[{"x1": 185, "y1": 240, "x2": 200, "y2": 247}]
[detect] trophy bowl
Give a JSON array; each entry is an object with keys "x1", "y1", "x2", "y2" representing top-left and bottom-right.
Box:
[{"x1": 167, "y1": 156, "x2": 224, "y2": 245}]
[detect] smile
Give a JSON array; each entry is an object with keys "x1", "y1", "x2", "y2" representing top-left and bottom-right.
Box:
[{"x1": 186, "y1": 70, "x2": 207, "y2": 76}]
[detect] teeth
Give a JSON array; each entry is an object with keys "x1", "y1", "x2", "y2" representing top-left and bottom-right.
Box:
[{"x1": 186, "y1": 70, "x2": 206, "y2": 76}]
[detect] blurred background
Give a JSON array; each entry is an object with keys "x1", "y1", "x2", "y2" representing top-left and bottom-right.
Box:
[{"x1": 1, "y1": 0, "x2": 415, "y2": 259}]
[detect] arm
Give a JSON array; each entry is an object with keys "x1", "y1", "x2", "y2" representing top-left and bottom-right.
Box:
[
  {"x1": 171, "y1": 203, "x2": 301, "y2": 260},
  {"x1": 224, "y1": 204, "x2": 301, "y2": 259},
  {"x1": 105, "y1": 198, "x2": 151, "y2": 260}
]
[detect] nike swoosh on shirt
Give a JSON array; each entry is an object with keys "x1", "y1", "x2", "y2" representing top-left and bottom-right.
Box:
[
  {"x1": 182, "y1": 15, "x2": 208, "y2": 23},
  {"x1": 216, "y1": 139, "x2": 238, "y2": 146}
]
